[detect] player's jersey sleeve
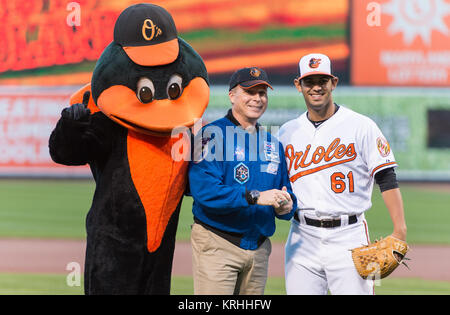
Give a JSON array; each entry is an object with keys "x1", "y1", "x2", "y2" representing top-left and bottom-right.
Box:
[{"x1": 360, "y1": 118, "x2": 398, "y2": 177}]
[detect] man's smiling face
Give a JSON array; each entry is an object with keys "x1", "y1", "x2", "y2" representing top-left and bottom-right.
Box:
[
  {"x1": 229, "y1": 85, "x2": 268, "y2": 128},
  {"x1": 295, "y1": 74, "x2": 338, "y2": 112}
]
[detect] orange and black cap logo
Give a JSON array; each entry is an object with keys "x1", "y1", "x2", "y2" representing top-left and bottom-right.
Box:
[
  {"x1": 142, "y1": 19, "x2": 163, "y2": 41},
  {"x1": 309, "y1": 58, "x2": 321, "y2": 69},
  {"x1": 250, "y1": 67, "x2": 261, "y2": 78}
]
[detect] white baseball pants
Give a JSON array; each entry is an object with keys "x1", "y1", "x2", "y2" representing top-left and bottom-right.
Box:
[{"x1": 285, "y1": 214, "x2": 375, "y2": 295}]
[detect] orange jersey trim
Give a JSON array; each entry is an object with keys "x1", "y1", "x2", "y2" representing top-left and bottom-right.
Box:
[{"x1": 371, "y1": 162, "x2": 397, "y2": 177}]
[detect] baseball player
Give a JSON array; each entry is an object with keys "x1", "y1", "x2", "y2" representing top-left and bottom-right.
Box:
[{"x1": 279, "y1": 53, "x2": 407, "y2": 295}]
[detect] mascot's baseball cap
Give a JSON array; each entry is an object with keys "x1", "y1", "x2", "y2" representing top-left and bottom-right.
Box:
[
  {"x1": 298, "y1": 53, "x2": 336, "y2": 80},
  {"x1": 228, "y1": 67, "x2": 273, "y2": 91},
  {"x1": 114, "y1": 3, "x2": 179, "y2": 66}
]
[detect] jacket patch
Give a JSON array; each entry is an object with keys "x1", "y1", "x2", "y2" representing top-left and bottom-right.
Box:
[
  {"x1": 261, "y1": 162, "x2": 279, "y2": 175},
  {"x1": 264, "y1": 141, "x2": 280, "y2": 163},
  {"x1": 234, "y1": 162, "x2": 249, "y2": 184}
]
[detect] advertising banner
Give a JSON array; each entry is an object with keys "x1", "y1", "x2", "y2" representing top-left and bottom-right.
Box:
[
  {"x1": 1, "y1": 86, "x2": 449, "y2": 180},
  {"x1": 0, "y1": 88, "x2": 89, "y2": 177},
  {"x1": 351, "y1": 0, "x2": 450, "y2": 86}
]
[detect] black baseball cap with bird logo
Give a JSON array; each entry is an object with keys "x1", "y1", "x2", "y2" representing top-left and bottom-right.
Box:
[
  {"x1": 113, "y1": 3, "x2": 179, "y2": 66},
  {"x1": 228, "y1": 67, "x2": 273, "y2": 91}
]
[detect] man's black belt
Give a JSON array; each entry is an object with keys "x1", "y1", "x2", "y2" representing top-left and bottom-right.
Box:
[
  {"x1": 194, "y1": 217, "x2": 267, "y2": 248},
  {"x1": 293, "y1": 212, "x2": 357, "y2": 228}
]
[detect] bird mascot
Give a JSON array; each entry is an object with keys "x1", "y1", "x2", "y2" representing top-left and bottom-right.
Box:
[{"x1": 49, "y1": 3, "x2": 209, "y2": 294}]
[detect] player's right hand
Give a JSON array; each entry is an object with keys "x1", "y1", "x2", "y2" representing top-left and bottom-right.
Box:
[
  {"x1": 61, "y1": 91, "x2": 91, "y2": 121},
  {"x1": 257, "y1": 188, "x2": 292, "y2": 208}
]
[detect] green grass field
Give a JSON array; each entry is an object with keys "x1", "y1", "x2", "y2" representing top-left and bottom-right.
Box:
[
  {"x1": 1, "y1": 274, "x2": 450, "y2": 295},
  {"x1": 1, "y1": 179, "x2": 449, "y2": 244},
  {"x1": 0, "y1": 179, "x2": 449, "y2": 295}
]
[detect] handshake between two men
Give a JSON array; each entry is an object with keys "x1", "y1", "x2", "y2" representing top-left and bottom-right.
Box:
[{"x1": 247, "y1": 186, "x2": 294, "y2": 216}]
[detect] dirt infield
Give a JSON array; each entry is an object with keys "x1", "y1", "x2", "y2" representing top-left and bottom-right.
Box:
[
  {"x1": 403, "y1": 182, "x2": 450, "y2": 193},
  {"x1": 0, "y1": 239, "x2": 449, "y2": 282}
]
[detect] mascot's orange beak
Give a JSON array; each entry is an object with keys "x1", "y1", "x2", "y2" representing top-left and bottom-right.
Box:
[{"x1": 70, "y1": 78, "x2": 209, "y2": 135}]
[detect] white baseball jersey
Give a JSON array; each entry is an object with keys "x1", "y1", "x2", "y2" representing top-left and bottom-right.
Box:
[{"x1": 279, "y1": 105, "x2": 397, "y2": 217}]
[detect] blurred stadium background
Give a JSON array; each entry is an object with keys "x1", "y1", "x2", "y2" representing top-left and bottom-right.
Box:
[{"x1": 0, "y1": 0, "x2": 449, "y2": 295}]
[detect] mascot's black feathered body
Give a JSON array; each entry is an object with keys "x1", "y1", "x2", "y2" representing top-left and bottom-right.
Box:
[{"x1": 49, "y1": 4, "x2": 209, "y2": 294}]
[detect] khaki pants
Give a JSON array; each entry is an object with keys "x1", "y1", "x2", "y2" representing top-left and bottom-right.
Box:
[{"x1": 190, "y1": 223, "x2": 271, "y2": 295}]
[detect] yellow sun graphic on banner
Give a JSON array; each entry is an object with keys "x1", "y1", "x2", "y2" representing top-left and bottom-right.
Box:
[{"x1": 382, "y1": 0, "x2": 450, "y2": 46}]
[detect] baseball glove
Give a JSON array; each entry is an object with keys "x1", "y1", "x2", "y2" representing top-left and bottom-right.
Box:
[{"x1": 351, "y1": 235, "x2": 410, "y2": 280}]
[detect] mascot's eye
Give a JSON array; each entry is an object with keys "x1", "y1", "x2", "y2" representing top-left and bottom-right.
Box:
[
  {"x1": 166, "y1": 74, "x2": 183, "y2": 100},
  {"x1": 139, "y1": 87, "x2": 153, "y2": 103},
  {"x1": 136, "y1": 77, "x2": 155, "y2": 103}
]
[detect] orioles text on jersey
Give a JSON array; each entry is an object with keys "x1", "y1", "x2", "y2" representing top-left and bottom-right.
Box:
[{"x1": 285, "y1": 137, "x2": 357, "y2": 183}]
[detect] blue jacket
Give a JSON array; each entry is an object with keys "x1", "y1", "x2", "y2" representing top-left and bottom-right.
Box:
[{"x1": 188, "y1": 111, "x2": 297, "y2": 250}]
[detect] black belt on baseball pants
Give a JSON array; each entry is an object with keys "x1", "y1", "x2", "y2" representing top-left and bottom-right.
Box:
[
  {"x1": 194, "y1": 217, "x2": 267, "y2": 248},
  {"x1": 293, "y1": 212, "x2": 357, "y2": 228}
]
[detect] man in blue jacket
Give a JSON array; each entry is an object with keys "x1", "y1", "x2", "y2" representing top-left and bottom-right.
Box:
[{"x1": 189, "y1": 67, "x2": 297, "y2": 295}]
